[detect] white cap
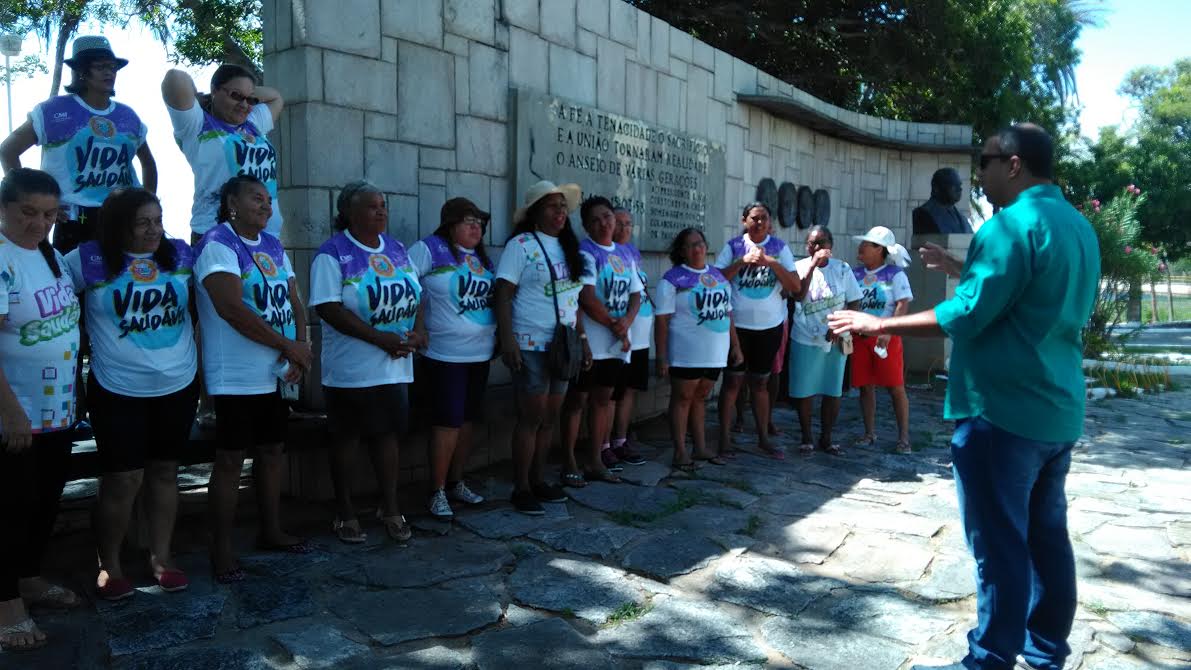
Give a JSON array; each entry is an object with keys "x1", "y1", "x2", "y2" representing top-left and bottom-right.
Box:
[
  {"x1": 512, "y1": 180, "x2": 582, "y2": 224},
  {"x1": 853, "y1": 226, "x2": 909, "y2": 267}
]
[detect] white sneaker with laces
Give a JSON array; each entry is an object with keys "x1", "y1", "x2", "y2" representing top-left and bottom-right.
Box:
[
  {"x1": 448, "y1": 481, "x2": 485, "y2": 505},
  {"x1": 428, "y1": 489, "x2": 454, "y2": 518}
]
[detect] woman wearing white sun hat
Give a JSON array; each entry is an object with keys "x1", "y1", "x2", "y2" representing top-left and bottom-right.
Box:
[
  {"x1": 495, "y1": 180, "x2": 593, "y2": 515},
  {"x1": 850, "y1": 226, "x2": 914, "y2": 453}
]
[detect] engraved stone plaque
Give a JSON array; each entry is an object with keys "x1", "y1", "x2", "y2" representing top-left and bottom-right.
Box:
[{"x1": 512, "y1": 89, "x2": 727, "y2": 252}]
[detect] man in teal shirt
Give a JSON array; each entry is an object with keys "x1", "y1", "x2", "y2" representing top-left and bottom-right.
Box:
[{"x1": 829, "y1": 123, "x2": 1100, "y2": 670}]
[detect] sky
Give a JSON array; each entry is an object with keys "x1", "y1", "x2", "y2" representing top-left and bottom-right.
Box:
[{"x1": 3, "y1": 2, "x2": 1189, "y2": 238}]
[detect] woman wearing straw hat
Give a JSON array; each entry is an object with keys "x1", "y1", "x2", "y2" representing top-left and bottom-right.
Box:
[
  {"x1": 495, "y1": 180, "x2": 592, "y2": 515},
  {"x1": 1, "y1": 35, "x2": 157, "y2": 254},
  {"x1": 851, "y1": 226, "x2": 914, "y2": 453}
]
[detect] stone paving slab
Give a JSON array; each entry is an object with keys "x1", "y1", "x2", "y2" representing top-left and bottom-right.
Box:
[
  {"x1": 508, "y1": 553, "x2": 653, "y2": 624},
  {"x1": 472, "y1": 618, "x2": 612, "y2": 669},
  {"x1": 594, "y1": 595, "x2": 768, "y2": 664},
  {"x1": 333, "y1": 536, "x2": 514, "y2": 588},
  {"x1": 621, "y1": 532, "x2": 724, "y2": 580},
  {"x1": 454, "y1": 503, "x2": 570, "y2": 539},
  {"x1": 232, "y1": 577, "x2": 316, "y2": 629},
  {"x1": 527, "y1": 523, "x2": 648, "y2": 559},
  {"x1": 565, "y1": 480, "x2": 681, "y2": 515},
  {"x1": 97, "y1": 590, "x2": 226, "y2": 657},
  {"x1": 271, "y1": 626, "x2": 371, "y2": 669},
  {"x1": 16, "y1": 388, "x2": 1191, "y2": 669},
  {"x1": 326, "y1": 579, "x2": 502, "y2": 646},
  {"x1": 708, "y1": 554, "x2": 839, "y2": 616},
  {"x1": 665, "y1": 478, "x2": 760, "y2": 508},
  {"x1": 761, "y1": 615, "x2": 912, "y2": 670}
]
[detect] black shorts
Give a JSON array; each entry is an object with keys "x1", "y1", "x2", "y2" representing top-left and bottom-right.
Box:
[
  {"x1": 728, "y1": 324, "x2": 785, "y2": 376},
  {"x1": 212, "y1": 392, "x2": 289, "y2": 451},
  {"x1": 670, "y1": 366, "x2": 723, "y2": 382},
  {"x1": 88, "y1": 374, "x2": 199, "y2": 472},
  {"x1": 324, "y1": 384, "x2": 408, "y2": 439},
  {"x1": 423, "y1": 358, "x2": 489, "y2": 428},
  {"x1": 612, "y1": 348, "x2": 650, "y2": 399},
  {"x1": 574, "y1": 358, "x2": 624, "y2": 391}
]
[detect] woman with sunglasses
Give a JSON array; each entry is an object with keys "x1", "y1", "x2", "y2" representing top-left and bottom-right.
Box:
[
  {"x1": 407, "y1": 198, "x2": 494, "y2": 519},
  {"x1": 162, "y1": 64, "x2": 284, "y2": 241}
]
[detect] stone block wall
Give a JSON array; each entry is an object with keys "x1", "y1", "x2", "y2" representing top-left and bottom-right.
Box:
[{"x1": 262, "y1": 0, "x2": 974, "y2": 492}]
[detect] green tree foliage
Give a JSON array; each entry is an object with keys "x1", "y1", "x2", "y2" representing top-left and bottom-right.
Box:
[
  {"x1": 0, "y1": 0, "x2": 262, "y2": 96},
  {"x1": 0, "y1": 54, "x2": 47, "y2": 80},
  {"x1": 629, "y1": 0, "x2": 1096, "y2": 143},
  {"x1": 1061, "y1": 59, "x2": 1191, "y2": 259}
]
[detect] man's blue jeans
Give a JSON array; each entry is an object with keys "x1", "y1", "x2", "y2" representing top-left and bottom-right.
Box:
[{"x1": 951, "y1": 416, "x2": 1077, "y2": 670}]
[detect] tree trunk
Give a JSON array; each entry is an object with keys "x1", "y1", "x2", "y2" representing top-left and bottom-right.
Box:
[
  {"x1": 1150, "y1": 280, "x2": 1160, "y2": 323},
  {"x1": 47, "y1": 10, "x2": 83, "y2": 97},
  {"x1": 1126, "y1": 281, "x2": 1142, "y2": 323},
  {"x1": 1167, "y1": 267, "x2": 1177, "y2": 322}
]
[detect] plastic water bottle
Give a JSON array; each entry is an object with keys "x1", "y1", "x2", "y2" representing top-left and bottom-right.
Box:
[{"x1": 874, "y1": 345, "x2": 888, "y2": 359}]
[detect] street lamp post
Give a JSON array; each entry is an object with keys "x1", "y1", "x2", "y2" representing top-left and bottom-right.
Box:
[{"x1": 0, "y1": 35, "x2": 23, "y2": 133}]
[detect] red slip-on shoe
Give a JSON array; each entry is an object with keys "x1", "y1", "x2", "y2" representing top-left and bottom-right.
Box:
[
  {"x1": 155, "y1": 569, "x2": 189, "y2": 593},
  {"x1": 97, "y1": 577, "x2": 135, "y2": 601}
]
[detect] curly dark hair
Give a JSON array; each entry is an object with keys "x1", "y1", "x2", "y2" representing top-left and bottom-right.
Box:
[
  {"x1": 668, "y1": 227, "x2": 708, "y2": 267},
  {"x1": 96, "y1": 188, "x2": 178, "y2": 280},
  {"x1": 216, "y1": 174, "x2": 267, "y2": 224}
]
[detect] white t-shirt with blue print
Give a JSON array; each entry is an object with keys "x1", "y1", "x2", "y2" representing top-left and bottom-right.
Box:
[
  {"x1": 714, "y1": 234, "x2": 796, "y2": 331},
  {"x1": 309, "y1": 231, "x2": 421, "y2": 387},
  {"x1": 654, "y1": 264, "x2": 733, "y2": 369},
  {"x1": 579, "y1": 240, "x2": 643, "y2": 362},
  {"x1": 65, "y1": 240, "x2": 197, "y2": 397},
  {"x1": 194, "y1": 223, "x2": 296, "y2": 395},
  {"x1": 407, "y1": 235, "x2": 495, "y2": 364},
  {"x1": 30, "y1": 95, "x2": 146, "y2": 211}
]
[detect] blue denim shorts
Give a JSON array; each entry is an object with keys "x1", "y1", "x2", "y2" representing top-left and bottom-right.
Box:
[{"x1": 511, "y1": 350, "x2": 570, "y2": 396}]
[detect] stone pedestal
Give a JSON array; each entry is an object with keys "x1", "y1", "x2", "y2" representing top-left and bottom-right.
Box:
[{"x1": 902, "y1": 233, "x2": 972, "y2": 378}]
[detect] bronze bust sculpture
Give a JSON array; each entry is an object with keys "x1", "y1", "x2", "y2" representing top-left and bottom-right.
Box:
[{"x1": 912, "y1": 168, "x2": 972, "y2": 234}]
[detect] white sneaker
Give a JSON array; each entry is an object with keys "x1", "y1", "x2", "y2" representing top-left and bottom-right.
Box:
[
  {"x1": 448, "y1": 481, "x2": 484, "y2": 505},
  {"x1": 428, "y1": 489, "x2": 454, "y2": 518}
]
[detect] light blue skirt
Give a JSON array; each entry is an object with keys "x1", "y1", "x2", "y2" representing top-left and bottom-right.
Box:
[{"x1": 788, "y1": 340, "x2": 847, "y2": 399}]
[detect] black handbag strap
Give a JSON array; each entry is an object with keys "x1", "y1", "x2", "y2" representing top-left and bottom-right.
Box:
[{"x1": 530, "y1": 230, "x2": 563, "y2": 327}]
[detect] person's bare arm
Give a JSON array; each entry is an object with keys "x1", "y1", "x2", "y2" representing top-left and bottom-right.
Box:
[
  {"x1": 877, "y1": 298, "x2": 912, "y2": 347},
  {"x1": 314, "y1": 302, "x2": 408, "y2": 359},
  {"x1": 653, "y1": 314, "x2": 670, "y2": 378},
  {"x1": 0, "y1": 316, "x2": 32, "y2": 453},
  {"x1": 0, "y1": 121, "x2": 36, "y2": 173},
  {"x1": 161, "y1": 69, "x2": 198, "y2": 110},
  {"x1": 253, "y1": 85, "x2": 285, "y2": 122},
  {"x1": 767, "y1": 256, "x2": 801, "y2": 294},
  {"x1": 137, "y1": 143, "x2": 158, "y2": 193},
  {"x1": 495, "y1": 279, "x2": 521, "y2": 370},
  {"x1": 919, "y1": 242, "x2": 963, "y2": 278},
  {"x1": 203, "y1": 272, "x2": 312, "y2": 368}
]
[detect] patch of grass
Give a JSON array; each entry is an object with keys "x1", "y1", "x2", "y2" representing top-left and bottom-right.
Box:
[
  {"x1": 1084, "y1": 601, "x2": 1110, "y2": 617},
  {"x1": 742, "y1": 514, "x2": 763, "y2": 537},
  {"x1": 561, "y1": 608, "x2": 576, "y2": 618},
  {"x1": 603, "y1": 601, "x2": 652, "y2": 626},
  {"x1": 1167, "y1": 437, "x2": 1186, "y2": 445},
  {"x1": 607, "y1": 489, "x2": 701, "y2": 526},
  {"x1": 1085, "y1": 360, "x2": 1174, "y2": 398}
]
